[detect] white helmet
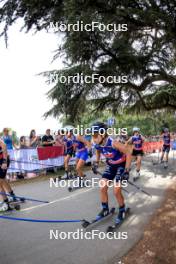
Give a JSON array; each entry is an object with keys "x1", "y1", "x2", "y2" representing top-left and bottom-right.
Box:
[
  {"x1": 163, "y1": 128, "x2": 169, "y2": 133},
  {"x1": 133, "y1": 127, "x2": 140, "y2": 132}
]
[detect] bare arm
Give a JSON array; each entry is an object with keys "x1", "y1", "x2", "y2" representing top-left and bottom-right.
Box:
[
  {"x1": 141, "y1": 135, "x2": 145, "y2": 142},
  {"x1": 95, "y1": 149, "x2": 101, "y2": 164},
  {"x1": 76, "y1": 135, "x2": 91, "y2": 148},
  {"x1": 125, "y1": 137, "x2": 132, "y2": 146},
  {"x1": 112, "y1": 140, "x2": 132, "y2": 171},
  {"x1": 0, "y1": 140, "x2": 8, "y2": 169},
  {"x1": 0, "y1": 140, "x2": 8, "y2": 160}
]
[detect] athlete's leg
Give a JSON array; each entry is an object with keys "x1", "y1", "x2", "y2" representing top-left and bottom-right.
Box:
[
  {"x1": 99, "y1": 178, "x2": 109, "y2": 204},
  {"x1": 75, "y1": 150, "x2": 88, "y2": 178},
  {"x1": 1, "y1": 179, "x2": 13, "y2": 193},
  {"x1": 96, "y1": 165, "x2": 116, "y2": 217},
  {"x1": 0, "y1": 179, "x2": 8, "y2": 201},
  {"x1": 64, "y1": 154, "x2": 71, "y2": 178},
  {"x1": 76, "y1": 159, "x2": 85, "y2": 178},
  {"x1": 136, "y1": 155, "x2": 142, "y2": 176},
  {"x1": 160, "y1": 147, "x2": 165, "y2": 162},
  {"x1": 113, "y1": 184, "x2": 124, "y2": 207},
  {"x1": 114, "y1": 166, "x2": 126, "y2": 223},
  {"x1": 64, "y1": 155, "x2": 70, "y2": 171},
  {"x1": 0, "y1": 179, "x2": 9, "y2": 211},
  {"x1": 165, "y1": 147, "x2": 170, "y2": 162}
]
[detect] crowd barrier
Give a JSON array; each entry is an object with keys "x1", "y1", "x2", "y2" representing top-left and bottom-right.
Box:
[
  {"x1": 143, "y1": 141, "x2": 163, "y2": 153},
  {"x1": 7, "y1": 141, "x2": 176, "y2": 173},
  {"x1": 8, "y1": 146, "x2": 64, "y2": 173}
]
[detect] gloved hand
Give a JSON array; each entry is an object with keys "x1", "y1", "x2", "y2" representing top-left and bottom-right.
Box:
[
  {"x1": 92, "y1": 162, "x2": 99, "y2": 174},
  {"x1": 121, "y1": 169, "x2": 129, "y2": 181},
  {"x1": 115, "y1": 168, "x2": 129, "y2": 182}
]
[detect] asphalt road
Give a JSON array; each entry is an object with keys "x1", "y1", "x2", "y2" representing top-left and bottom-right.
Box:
[{"x1": 0, "y1": 154, "x2": 175, "y2": 264}]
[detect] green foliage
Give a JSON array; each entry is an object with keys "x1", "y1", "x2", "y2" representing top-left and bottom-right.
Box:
[{"x1": 1, "y1": 0, "x2": 176, "y2": 122}]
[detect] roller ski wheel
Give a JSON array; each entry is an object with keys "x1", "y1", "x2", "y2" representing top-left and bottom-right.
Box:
[
  {"x1": 67, "y1": 185, "x2": 86, "y2": 192},
  {"x1": 133, "y1": 172, "x2": 140, "y2": 182},
  {"x1": 81, "y1": 207, "x2": 115, "y2": 228},
  {"x1": 54, "y1": 176, "x2": 62, "y2": 182},
  {"x1": 68, "y1": 187, "x2": 73, "y2": 192},
  {"x1": 8, "y1": 200, "x2": 22, "y2": 208},
  {"x1": 106, "y1": 207, "x2": 131, "y2": 233},
  {"x1": 164, "y1": 162, "x2": 168, "y2": 169},
  {"x1": 14, "y1": 204, "x2": 21, "y2": 210},
  {"x1": 133, "y1": 176, "x2": 139, "y2": 182}
]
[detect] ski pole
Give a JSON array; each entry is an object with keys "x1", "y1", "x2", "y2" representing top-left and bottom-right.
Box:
[
  {"x1": 128, "y1": 180, "x2": 152, "y2": 197},
  {"x1": 95, "y1": 170, "x2": 130, "y2": 194},
  {"x1": 0, "y1": 192, "x2": 49, "y2": 203}
]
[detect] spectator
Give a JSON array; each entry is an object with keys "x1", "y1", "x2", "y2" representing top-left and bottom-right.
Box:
[
  {"x1": 29, "y1": 129, "x2": 41, "y2": 148},
  {"x1": 42, "y1": 129, "x2": 55, "y2": 147},
  {"x1": 20, "y1": 136, "x2": 29, "y2": 149},
  {"x1": 55, "y1": 129, "x2": 65, "y2": 146},
  {"x1": 1, "y1": 128, "x2": 18, "y2": 150}
]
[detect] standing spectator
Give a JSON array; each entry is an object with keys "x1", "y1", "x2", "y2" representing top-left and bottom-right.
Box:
[
  {"x1": 55, "y1": 129, "x2": 65, "y2": 146},
  {"x1": 42, "y1": 129, "x2": 55, "y2": 147},
  {"x1": 19, "y1": 136, "x2": 29, "y2": 149},
  {"x1": 1, "y1": 128, "x2": 18, "y2": 150},
  {"x1": 29, "y1": 130, "x2": 41, "y2": 148}
]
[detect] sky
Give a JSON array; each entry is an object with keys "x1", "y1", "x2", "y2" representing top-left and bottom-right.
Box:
[{"x1": 0, "y1": 22, "x2": 63, "y2": 137}]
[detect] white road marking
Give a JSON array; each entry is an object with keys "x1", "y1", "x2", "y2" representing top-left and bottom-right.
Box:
[{"x1": 21, "y1": 187, "x2": 94, "y2": 212}]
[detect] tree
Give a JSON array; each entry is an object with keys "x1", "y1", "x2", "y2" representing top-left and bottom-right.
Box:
[{"x1": 1, "y1": 0, "x2": 176, "y2": 123}]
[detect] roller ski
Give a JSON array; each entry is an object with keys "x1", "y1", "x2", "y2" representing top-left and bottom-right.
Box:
[
  {"x1": 0, "y1": 201, "x2": 21, "y2": 213},
  {"x1": 68, "y1": 175, "x2": 88, "y2": 192},
  {"x1": 164, "y1": 161, "x2": 168, "y2": 169},
  {"x1": 133, "y1": 171, "x2": 140, "y2": 182},
  {"x1": 54, "y1": 171, "x2": 70, "y2": 182},
  {"x1": 8, "y1": 193, "x2": 25, "y2": 203},
  {"x1": 55, "y1": 166, "x2": 77, "y2": 182},
  {"x1": 82, "y1": 207, "x2": 115, "y2": 228},
  {"x1": 106, "y1": 207, "x2": 131, "y2": 233}
]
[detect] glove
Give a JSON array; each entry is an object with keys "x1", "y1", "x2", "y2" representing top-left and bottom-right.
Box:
[
  {"x1": 115, "y1": 168, "x2": 129, "y2": 182},
  {"x1": 121, "y1": 170, "x2": 129, "y2": 181},
  {"x1": 92, "y1": 162, "x2": 99, "y2": 174}
]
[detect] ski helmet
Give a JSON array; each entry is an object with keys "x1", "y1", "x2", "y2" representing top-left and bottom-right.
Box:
[
  {"x1": 133, "y1": 127, "x2": 140, "y2": 132},
  {"x1": 91, "y1": 122, "x2": 108, "y2": 135}
]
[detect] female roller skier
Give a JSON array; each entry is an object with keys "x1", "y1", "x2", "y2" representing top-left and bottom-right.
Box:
[
  {"x1": 91, "y1": 122, "x2": 132, "y2": 225},
  {"x1": 126, "y1": 127, "x2": 145, "y2": 181},
  {"x1": 0, "y1": 139, "x2": 17, "y2": 211},
  {"x1": 73, "y1": 132, "x2": 91, "y2": 187},
  {"x1": 160, "y1": 128, "x2": 171, "y2": 168},
  {"x1": 63, "y1": 129, "x2": 75, "y2": 179}
]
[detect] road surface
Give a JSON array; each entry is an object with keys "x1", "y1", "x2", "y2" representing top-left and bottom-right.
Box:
[{"x1": 0, "y1": 154, "x2": 175, "y2": 264}]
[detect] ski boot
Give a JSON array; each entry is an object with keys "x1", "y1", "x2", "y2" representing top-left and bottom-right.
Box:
[
  {"x1": 96, "y1": 203, "x2": 109, "y2": 220},
  {"x1": 133, "y1": 170, "x2": 140, "y2": 181},
  {"x1": 106, "y1": 206, "x2": 130, "y2": 232},
  {"x1": 0, "y1": 201, "x2": 9, "y2": 212},
  {"x1": 63, "y1": 170, "x2": 69, "y2": 180},
  {"x1": 164, "y1": 161, "x2": 168, "y2": 169},
  {"x1": 8, "y1": 191, "x2": 17, "y2": 203},
  {"x1": 115, "y1": 205, "x2": 126, "y2": 224}
]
